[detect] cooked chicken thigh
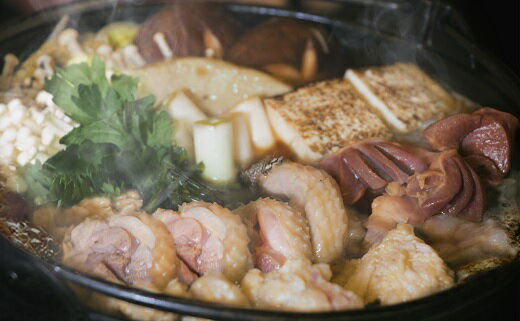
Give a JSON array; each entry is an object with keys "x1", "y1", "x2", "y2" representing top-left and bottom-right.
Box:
[
  {"x1": 154, "y1": 202, "x2": 252, "y2": 283},
  {"x1": 342, "y1": 224, "x2": 454, "y2": 305},
  {"x1": 63, "y1": 212, "x2": 178, "y2": 289},
  {"x1": 256, "y1": 161, "x2": 349, "y2": 263},
  {"x1": 241, "y1": 259, "x2": 363, "y2": 311},
  {"x1": 234, "y1": 198, "x2": 312, "y2": 272}
]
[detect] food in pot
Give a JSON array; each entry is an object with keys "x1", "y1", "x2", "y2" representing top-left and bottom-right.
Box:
[
  {"x1": 264, "y1": 79, "x2": 392, "y2": 163},
  {"x1": 229, "y1": 18, "x2": 340, "y2": 85},
  {"x1": 250, "y1": 160, "x2": 350, "y2": 263},
  {"x1": 153, "y1": 201, "x2": 252, "y2": 283},
  {"x1": 132, "y1": 57, "x2": 292, "y2": 116},
  {"x1": 235, "y1": 198, "x2": 313, "y2": 272},
  {"x1": 134, "y1": 3, "x2": 242, "y2": 63},
  {"x1": 241, "y1": 259, "x2": 364, "y2": 311},
  {"x1": 340, "y1": 224, "x2": 454, "y2": 305},
  {"x1": 0, "y1": 3, "x2": 519, "y2": 320},
  {"x1": 345, "y1": 63, "x2": 459, "y2": 132}
]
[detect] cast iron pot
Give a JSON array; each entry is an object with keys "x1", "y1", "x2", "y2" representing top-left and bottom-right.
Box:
[{"x1": 0, "y1": 1, "x2": 518, "y2": 320}]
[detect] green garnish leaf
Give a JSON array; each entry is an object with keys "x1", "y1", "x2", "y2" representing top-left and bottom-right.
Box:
[{"x1": 24, "y1": 58, "x2": 220, "y2": 211}]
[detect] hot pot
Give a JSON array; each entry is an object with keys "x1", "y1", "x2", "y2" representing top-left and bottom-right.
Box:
[{"x1": 0, "y1": 1, "x2": 518, "y2": 320}]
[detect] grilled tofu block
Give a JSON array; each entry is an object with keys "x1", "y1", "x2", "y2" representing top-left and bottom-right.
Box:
[
  {"x1": 264, "y1": 79, "x2": 392, "y2": 163},
  {"x1": 345, "y1": 63, "x2": 457, "y2": 132}
]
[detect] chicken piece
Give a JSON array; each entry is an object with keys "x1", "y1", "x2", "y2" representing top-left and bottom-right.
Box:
[
  {"x1": 154, "y1": 202, "x2": 252, "y2": 283},
  {"x1": 418, "y1": 176, "x2": 520, "y2": 267},
  {"x1": 242, "y1": 259, "x2": 363, "y2": 312},
  {"x1": 343, "y1": 224, "x2": 454, "y2": 305},
  {"x1": 419, "y1": 215, "x2": 517, "y2": 267},
  {"x1": 264, "y1": 79, "x2": 392, "y2": 163},
  {"x1": 345, "y1": 63, "x2": 457, "y2": 132},
  {"x1": 365, "y1": 194, "x2": 423, "y2": 246},
  {"x1": 256, "y1": 161, "x2": 349, "y2": 263},
  {"x1": 234, "y1": 198, "x2": 313, "y2": 272},
  {"x1": 189, "y1": 273, "x2": 249, "y2": 306},
  {"x1": 32, "y1": 196, "x2": 114, "y2": 242},
  {"x1": 423, "y1": 107, "x2": 518, "y2": 185},
  {"x1": 62, "y1": 212, "x2": 178, "y2": 290}
]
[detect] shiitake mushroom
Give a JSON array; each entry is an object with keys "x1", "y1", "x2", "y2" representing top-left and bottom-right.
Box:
[
  {"x1": 134, "y1": 3, "x2": 243, "y2": 64},
  {"x1": 228, "y1": 18, "x2": 342, "y2": 85}
]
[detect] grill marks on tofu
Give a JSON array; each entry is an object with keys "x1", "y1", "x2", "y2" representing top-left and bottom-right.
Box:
[
  {"x1": 345, "y1": 63, "x2": 457, "y2": 132},
  {"x1": 265, "y1": 79, "x2": 392, "y2": 162}
]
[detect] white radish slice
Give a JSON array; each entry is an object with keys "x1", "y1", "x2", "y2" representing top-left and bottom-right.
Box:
[{"x1": 228, "y1": 97, "x2": 275, "y2": 153}]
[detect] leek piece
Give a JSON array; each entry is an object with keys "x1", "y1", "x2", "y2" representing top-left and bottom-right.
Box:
[{"x1": 193, "y1": 118, "x2": 235, "y2": 183}]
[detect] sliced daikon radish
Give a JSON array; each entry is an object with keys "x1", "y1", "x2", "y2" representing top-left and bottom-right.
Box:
[
  {"x1": 163, "y1": 89, "x2": 207, "y2": 123},
  {"x1": 193, "y1": 118, "x2": 235, "y2": 183},
  {"x1": 162, "y1": 90, "x2": 207, "y2": 158},
  {"x1": 228, "y1": 97, "x2": 275, "y2": 153},
  {"x1": 229, "y1": 113, "x2": 254, "y2": 167}
]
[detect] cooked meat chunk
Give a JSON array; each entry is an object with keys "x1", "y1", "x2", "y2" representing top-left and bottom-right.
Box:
[
  {"x1": 365, "y1": 149, "x2": 486, "y2": 245},
  {"x1": 406, "y1": 149, "x2": 484, "y2": 221},
  {"x1": 264, "y1": 79, "x2": 392, "y2": 162},
  {"x1": 365, "y1": 194, "x2": 424, "y2": 246},
  {"x1": 63, "y1": 212, "x2": 178, "y2": 289},
  {"x1": 256, "y1": 161, "x2": 349, "y2": 263},
  {"x1": 189, "y1": 273, "x2": 250, "y2": 306},
  {"x1": 234, "y1": 198, "x2": 313, "y2": 272},
  {"x1": 419, "y1": 215, "x2": 517, "y2": 267},
  {"x1": 320, "y1": 139, "x2": 430, "y2": 205},
  {"x1": 153, "y1": 202, "x2": 252, "y2": 283},
  {"x1": 32, "y1": 196, "x2": 114, "y2": 241},
  {"x1": 345, "y1": 63, "x2": 457, "y2": 132},
  {"x1": 423, "y1": 107, "x2": 518, "y2": 184},
  {"x1": 241, "y1": 259, "x2": 363, "y2": 311},
  {"x1": 418, "y1": 175, "x2": 520, "y2": 267},
  {"x1": 343, "y1": 224, "x2": 454, "y2": 305}
]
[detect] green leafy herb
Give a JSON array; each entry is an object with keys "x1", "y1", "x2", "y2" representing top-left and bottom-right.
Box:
[{"x1": 22, "y1": 57, "x2": 220, "y2": 212}]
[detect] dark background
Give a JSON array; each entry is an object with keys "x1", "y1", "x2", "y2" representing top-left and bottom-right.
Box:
[{"x1": 0, "y1": 1, "x2": 518, "y2": 321}]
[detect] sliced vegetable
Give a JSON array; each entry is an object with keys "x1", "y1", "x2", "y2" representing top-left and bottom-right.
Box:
[
  {"x1": 230, "y1": 113, "x2": 254, "y2": 167},
  {"x1": 228, "y1": 97, "x2": 275, "y2": 153},
  {"x1": 163, "y1": 89, "x2": 207, "y2": 123},
  {"x1": 193, "y1": 118, "x2": 235, "y2": 183},
  {"x1": 162, "y1": 90, "x2": 207, "y2": 159}
]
